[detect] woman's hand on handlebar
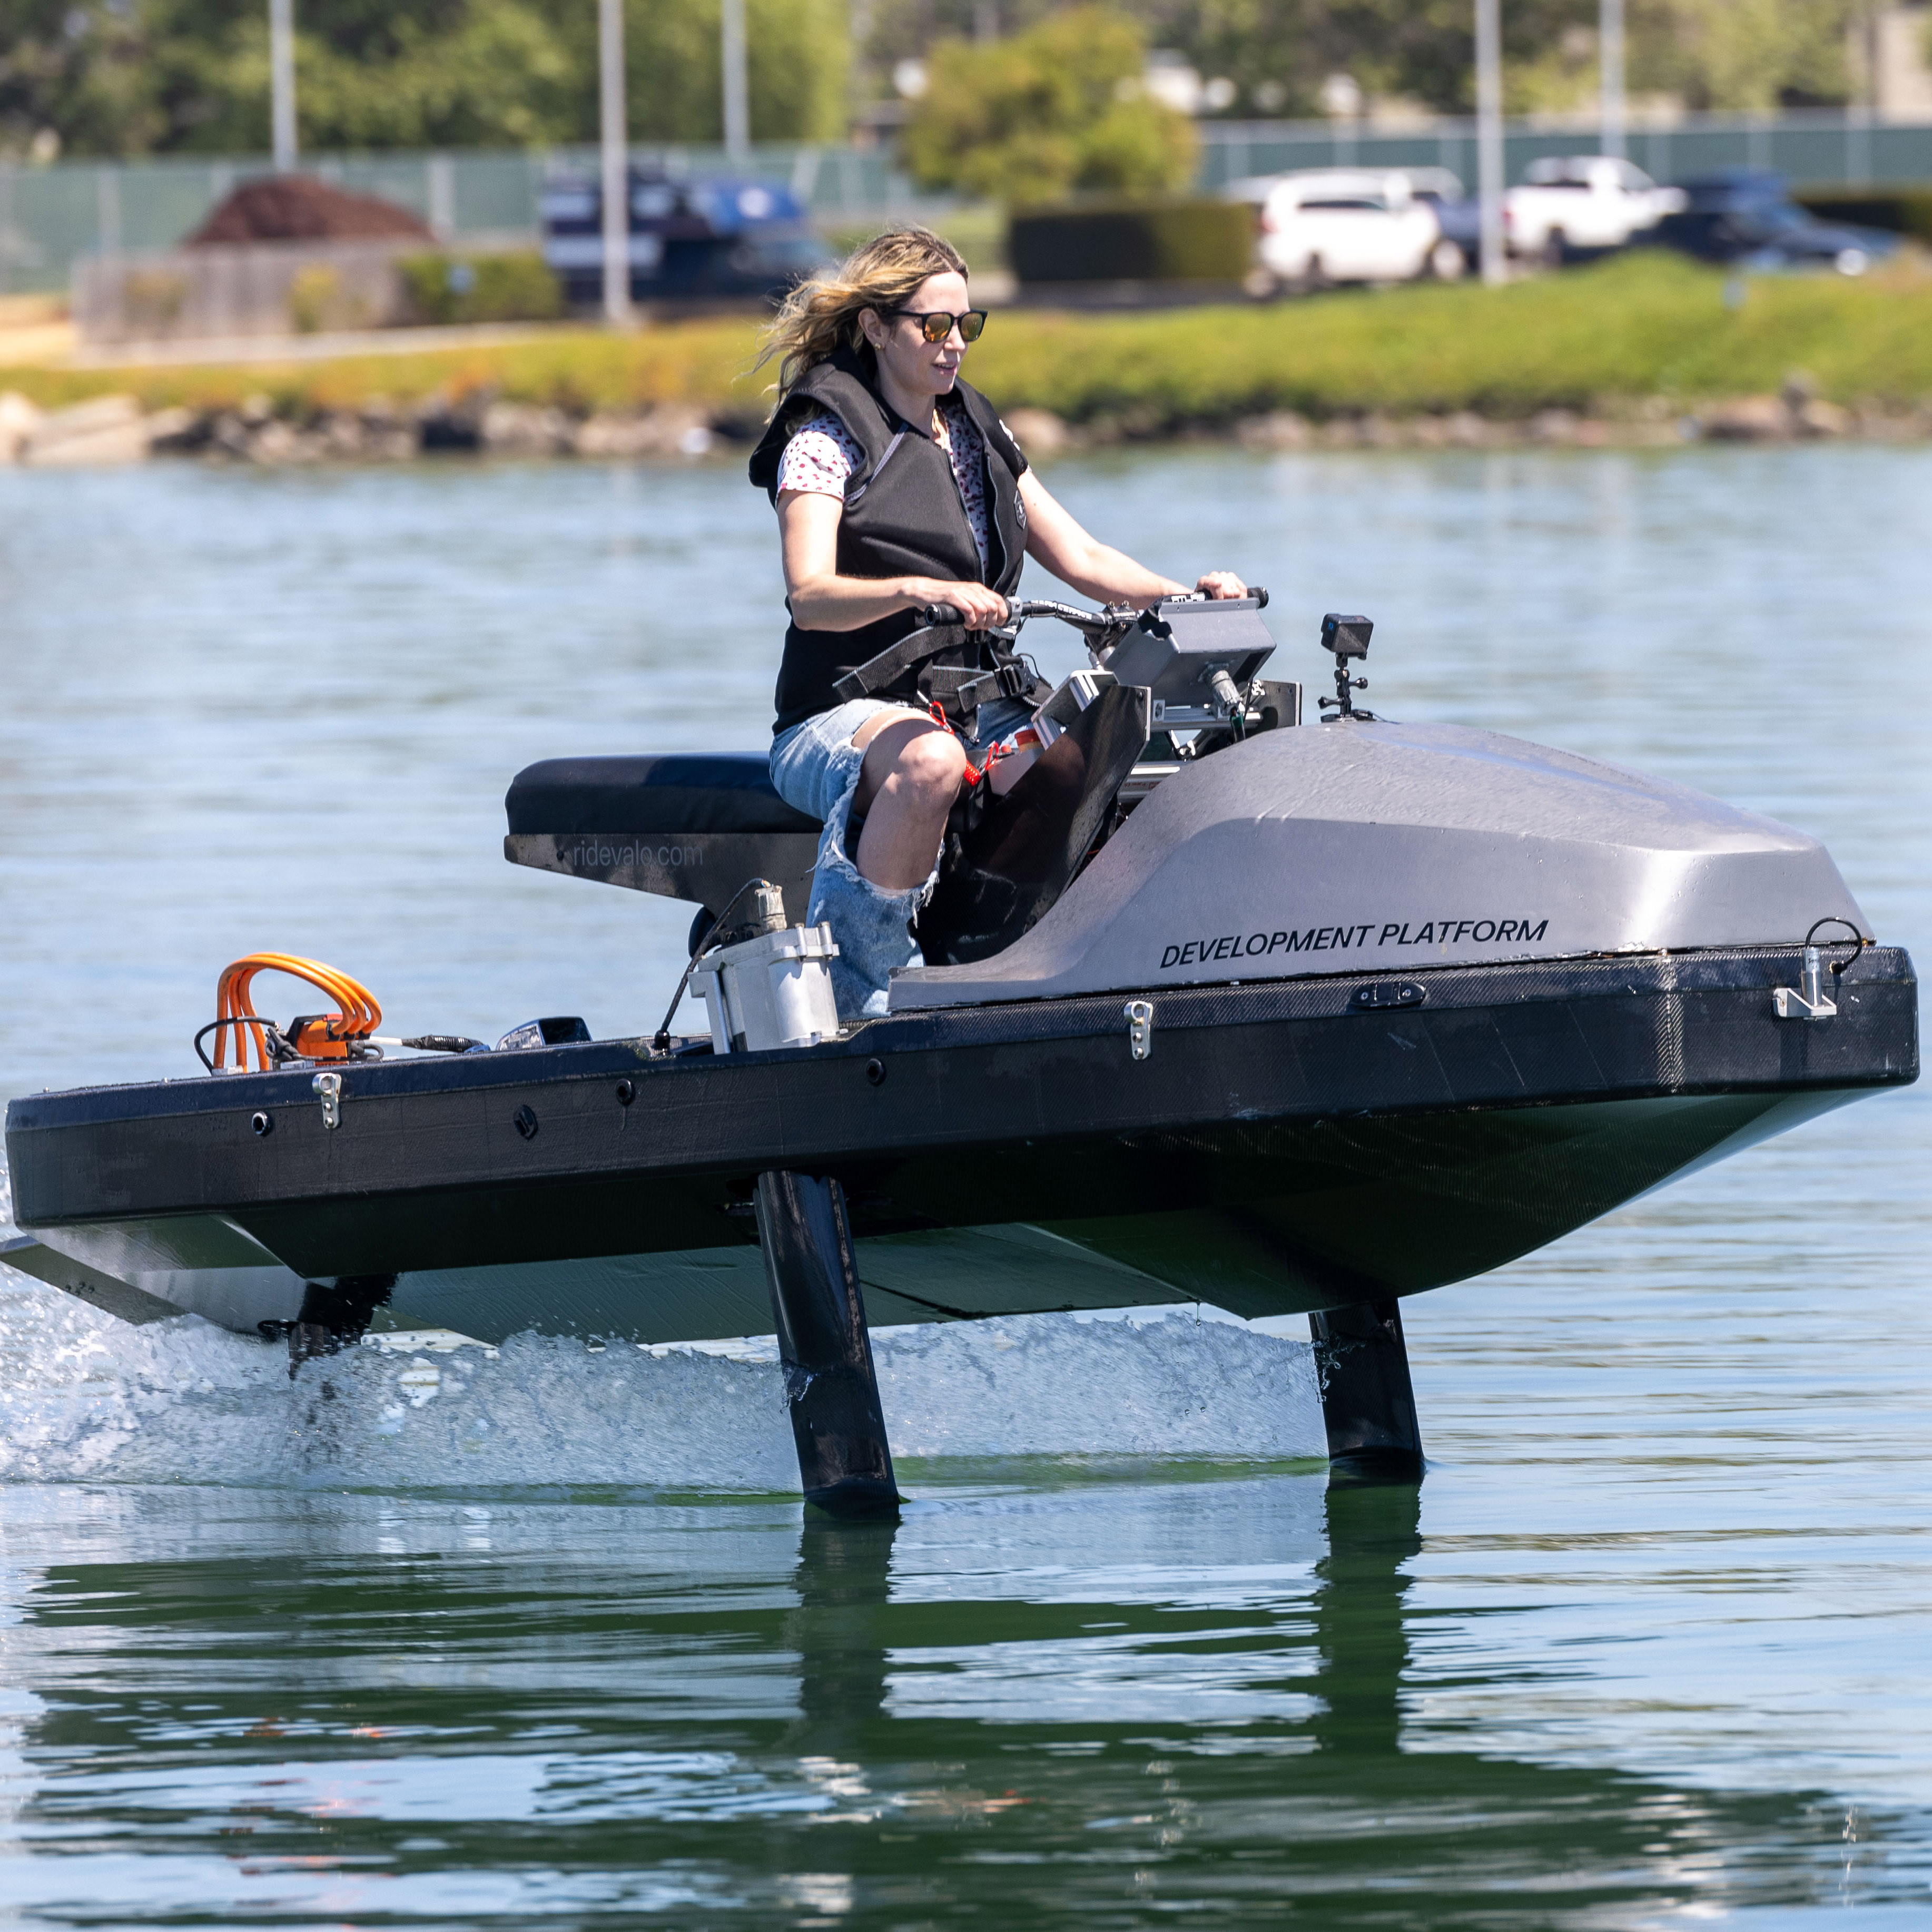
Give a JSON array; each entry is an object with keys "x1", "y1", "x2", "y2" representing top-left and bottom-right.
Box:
[
  {"x1": 905, "y1": 578, "x2": 1009, "y2": 630},
  {"x1": 1195, "y1": 570, "x2": 1247, "y2": 600}
]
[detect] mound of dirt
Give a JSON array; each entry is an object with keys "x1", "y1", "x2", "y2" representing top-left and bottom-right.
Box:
[{"x1": 188, "y1": 175, "x2": 436, "y2": 247}]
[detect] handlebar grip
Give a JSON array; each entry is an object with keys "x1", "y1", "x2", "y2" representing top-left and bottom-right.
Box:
[
  {"x1": 1250, "y1": 585, "x2": 1268, "y2": 609},
  {"x1": 922, "y1": 602, "x2": 963, "y2": 626}
]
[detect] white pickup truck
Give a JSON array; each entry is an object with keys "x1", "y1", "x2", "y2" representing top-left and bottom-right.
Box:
[{"x1": 1504, "y1": 156, "x2": 1686, "y2": 261}]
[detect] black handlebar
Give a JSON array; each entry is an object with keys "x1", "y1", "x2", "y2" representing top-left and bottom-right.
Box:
[{"x1": 921, "y1": 586, "x2": 1266, "y2": 632}]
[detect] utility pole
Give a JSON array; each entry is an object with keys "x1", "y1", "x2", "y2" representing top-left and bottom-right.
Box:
[
  {"x1": 1474, "y1": 0, "x2": 1506, "y2": 285},
  {"x1": 269, "y1": 0, "x2": 297, "y2": 171},
  {"x1": 1599, "y1": 0, "x2": 1625, "y2": 159},
  {"x1": 722, "y1": 0, "x2": 751, "y2": 162},
  {"x1": 599, "y1": 0, "x2": 632, "y2": 324},
  {"x1": 1849, "y1": 1, "x2": 1879, "y2": 184}
]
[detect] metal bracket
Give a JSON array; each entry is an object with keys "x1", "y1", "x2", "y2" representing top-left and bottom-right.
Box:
[
  {"x1": 312, "y1": 1070, "x2": 343, "y2": 1128},
  {"x1": 1125, "y1": 999, "x2": 1153, "y2": 1060},
  {"x1": 1773, "y1": 946, "x2": 1838, "y2": 1022},
  {"x1": 1353, "y1": 980, "x2": 1426, "y2": 1011}
]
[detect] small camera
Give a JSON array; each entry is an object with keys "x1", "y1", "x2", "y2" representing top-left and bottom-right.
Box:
[
  {"x1": 1317, "y1": 613, "x2": 1375, "y2": 719},
  {"x1": 1320, "y1": 613, "x2": 1373, "y2": 659}
]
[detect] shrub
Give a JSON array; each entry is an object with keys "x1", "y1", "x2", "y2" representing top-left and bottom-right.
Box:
[
  {"x1": 1795, "y1": 190, "x2": 1932, "y2": 244},
  {"x1": 1008, "y1": 199, "x2": 1253, "y2": 284},
  {"x1": 398, "y1": 251, "x2": 565, "y2": 327},
  {"x1": 287, "y1": 265, "x2": 381, "y2": 333}
]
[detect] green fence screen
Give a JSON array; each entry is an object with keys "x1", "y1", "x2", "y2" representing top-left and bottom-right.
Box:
[{"x1": 5, "y1": 113, "x2": 1930, "y2": 294}]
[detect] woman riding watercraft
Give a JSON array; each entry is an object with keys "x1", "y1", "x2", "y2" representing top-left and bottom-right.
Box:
[
  {"x1": 6, "y1": 228, "x2": 1911, "y2": 1514},
  {"x1": 749, "y1": 228, "x2": 1247, "y2": 1017}
]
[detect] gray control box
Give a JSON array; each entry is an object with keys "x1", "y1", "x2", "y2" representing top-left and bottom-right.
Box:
[{"x1": 1100, "y1": 597, "x2": 1277, "y2": 727}]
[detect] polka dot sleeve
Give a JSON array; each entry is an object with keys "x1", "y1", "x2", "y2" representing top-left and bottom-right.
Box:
[{"x1": 775, "y1": 409, "x2": 866, "y2": 499}]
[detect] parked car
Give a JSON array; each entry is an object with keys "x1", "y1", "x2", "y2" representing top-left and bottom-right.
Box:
[
  {"x1": 1398, "y1": 169, "x2": 1483, "y2": 278},
  {"x1": 1224, "y1": 170, "x2": 1461, "y2": 288},
  {"x1": 1503, "y1": 156, "x2": 1685, "y2": 262},
  {"x1": 1654, "y1": 170, "x2": 1898, "y2": 275},
  {"x1": 541, "y1": 168, "x2": 829, "y2": 305}
]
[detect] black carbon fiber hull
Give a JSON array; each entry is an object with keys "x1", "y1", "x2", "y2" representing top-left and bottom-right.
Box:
[{"x1": 5, "y1": 947, "x2": 1916, "y2": 1334}]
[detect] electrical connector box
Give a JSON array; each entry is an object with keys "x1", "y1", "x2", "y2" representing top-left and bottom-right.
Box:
[{"x1": 689, "y1": 924, "x2": 841, "y2": 1053}]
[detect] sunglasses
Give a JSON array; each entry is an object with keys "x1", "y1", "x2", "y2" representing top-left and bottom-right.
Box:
[{"x1": 888, "y1": 308, "x2": 989, "y2": 344}]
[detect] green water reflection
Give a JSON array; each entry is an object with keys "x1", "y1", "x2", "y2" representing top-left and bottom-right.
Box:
[{"x1": 4, "y1": 1471, "x2": 1917, "y2": 1926}]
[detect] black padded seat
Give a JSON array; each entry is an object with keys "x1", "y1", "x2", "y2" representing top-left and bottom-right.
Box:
[{"x1": 505, "y1": 756, "x2": 821, "y2": 837}]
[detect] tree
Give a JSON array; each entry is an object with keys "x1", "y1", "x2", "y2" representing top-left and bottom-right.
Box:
[
  {"x1": 0, "y1": 0, "x2": 849, "y2": 157},
  {"x1": 865, "y1": 0, "x2": 1857, "y2": 123},
  {"x1": 605, "y1": 0, "x2": 851, "y2": 145},
  {"x1": 1, "y1": 0, "x2": 171, "y2": 155},
  {"x1": 2, "y1": 0, "x2": 590, "y2": 154},
  {"x1": 1631, "y1": 0, "x2": 1850, "y2": 113},
  {"x1": 902, "y1": 4, "x2": 1196, "y2": 203}
]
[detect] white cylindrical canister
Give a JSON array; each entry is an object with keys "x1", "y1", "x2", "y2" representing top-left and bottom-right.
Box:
[{"x1": 766, "y1": 951, "x2": 839, "y2": 1047}]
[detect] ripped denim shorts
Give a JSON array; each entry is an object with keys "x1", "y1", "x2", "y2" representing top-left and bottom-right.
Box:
[{"x1": 767, "y1": 695, "x2": 1033, "y2": 1019}]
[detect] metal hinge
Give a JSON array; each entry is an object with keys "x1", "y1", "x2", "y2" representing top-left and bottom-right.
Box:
[
  {"x1": 312, "y1": 1070, "x2": 343, "y2": 1128},
  {"x1": 1125, "y1": 1000, "x2": 1153, "y2": 1060}
]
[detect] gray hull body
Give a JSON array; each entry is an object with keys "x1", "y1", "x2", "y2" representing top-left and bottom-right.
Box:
[{"x1": 891, "y1": 717, "x2": 1868, "y2": 1009}]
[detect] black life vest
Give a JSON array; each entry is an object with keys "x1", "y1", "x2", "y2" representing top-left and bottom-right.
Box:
[{"x1": 748, "y1": 351, "x2": 1031, "y2": 735}]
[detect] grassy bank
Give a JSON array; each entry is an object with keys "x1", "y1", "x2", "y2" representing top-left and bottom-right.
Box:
[
  {"x1": 1, "y1": 324, "x2": 770, "y2": 424},
  {"x1": 972, "y1": 253, "x2": 1932, "y2": 423},
  {"x1": 7, "y1": 254, "x2": 1932, "y2": 429}
]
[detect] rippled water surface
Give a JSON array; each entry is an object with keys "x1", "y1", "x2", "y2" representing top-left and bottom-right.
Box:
[{"x1": 1, "y1": 445, "x2": 1928, "y2": 1927}]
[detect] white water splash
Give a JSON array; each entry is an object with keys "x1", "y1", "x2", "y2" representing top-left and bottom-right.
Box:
[{"x1": 0, "y1": 1157, "x2": 1323, "y2": 1490}]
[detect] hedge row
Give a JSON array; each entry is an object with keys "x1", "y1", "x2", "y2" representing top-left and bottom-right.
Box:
[
  {"x1": 396, "y1": 252, "x2": 565, "y2": 327},
  {"x1": 1008, "y1": 199, "x2": 1255, "y2": 284},
  {"x1": 1795, "y1": 190, "x2": 1932, "y2": 243}
]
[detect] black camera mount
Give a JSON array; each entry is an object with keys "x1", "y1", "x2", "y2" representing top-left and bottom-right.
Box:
[{"x1": 1318, "y1": 612, "x2": 1374, "y2": 720}]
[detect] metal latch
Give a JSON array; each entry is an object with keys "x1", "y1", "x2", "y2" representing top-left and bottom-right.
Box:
[
  {"x1": 312, "y1": 1070, "x2": 343, "y2": 1128},
  {"x1": 1774, "y1": 922, "x2": 1866, "y2": 1023},
  {"x1": 1773, "y1": 947, "x2": 1837, "y2": 1022},
  {"x1": 1354, "y1": 981, "x2": 1426, "y2": 1011},
  {"x1": 1125, "y1": 1000, "x2": 1153, "y2": 1060}
]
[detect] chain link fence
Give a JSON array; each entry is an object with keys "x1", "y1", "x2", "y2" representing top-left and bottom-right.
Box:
[
  {"x1": 5, "y1": 112, "x2": 1930, "y2": 295},
  {"x1": 0, "y1": 143, "x2": 929, "y2": 294},
  {"x1": 1197, "y1": 109, "x2": 1932, "y2": 195}
]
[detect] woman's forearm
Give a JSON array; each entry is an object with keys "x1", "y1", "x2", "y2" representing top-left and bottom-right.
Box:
[
  {"x1": 787, "y1": 572, "x2": 922, "y2": 633},
  {"x1": 780, "y1": 489, "x2": 1010, "y2": 632},
  {"x1": 782, "y1": 491, "x2": 913, "y2": 630},
  {"x1": 788, "y1": 571, "x2": 1011, "y2": 634}
]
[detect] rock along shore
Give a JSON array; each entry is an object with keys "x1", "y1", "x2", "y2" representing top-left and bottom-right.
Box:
[{"x1": 4, "y1": 383, "x2": 1928, "y2": 471}]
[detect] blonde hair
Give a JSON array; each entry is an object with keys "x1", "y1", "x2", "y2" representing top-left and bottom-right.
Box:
[{"x1": 760, "y1": 226, "x2": 969, "y2": 398}]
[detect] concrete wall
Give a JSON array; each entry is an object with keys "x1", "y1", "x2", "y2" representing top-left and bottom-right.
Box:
[{"x1": 71, "y1": 241, "x2": 417, "y2": 345}]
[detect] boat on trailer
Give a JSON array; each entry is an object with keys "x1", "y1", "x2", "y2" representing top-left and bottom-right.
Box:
[{"x1": 4, "y1": 599, "x2": 1916, "y2": 1504}]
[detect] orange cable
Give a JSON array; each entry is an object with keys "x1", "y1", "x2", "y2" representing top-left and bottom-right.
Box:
[{"x1": 212, "y1": 954, "x2": 383, "y2": 1071}]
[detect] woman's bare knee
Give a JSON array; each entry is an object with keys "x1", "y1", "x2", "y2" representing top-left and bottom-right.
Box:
[
  {"x1": 850, "y1": 721, "x2": 967, "y2": 890},
  {"x1": 895, "y1": 730, "x2": 968, "y2": 802},
  {"x1": 855, "y1": 716, "x2": 961, "y2": 819}
]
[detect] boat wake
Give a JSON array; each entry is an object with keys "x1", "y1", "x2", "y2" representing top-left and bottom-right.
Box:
[{"x1": 0, "y1": 1164, "x2": 1322, "y2": 1492}]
